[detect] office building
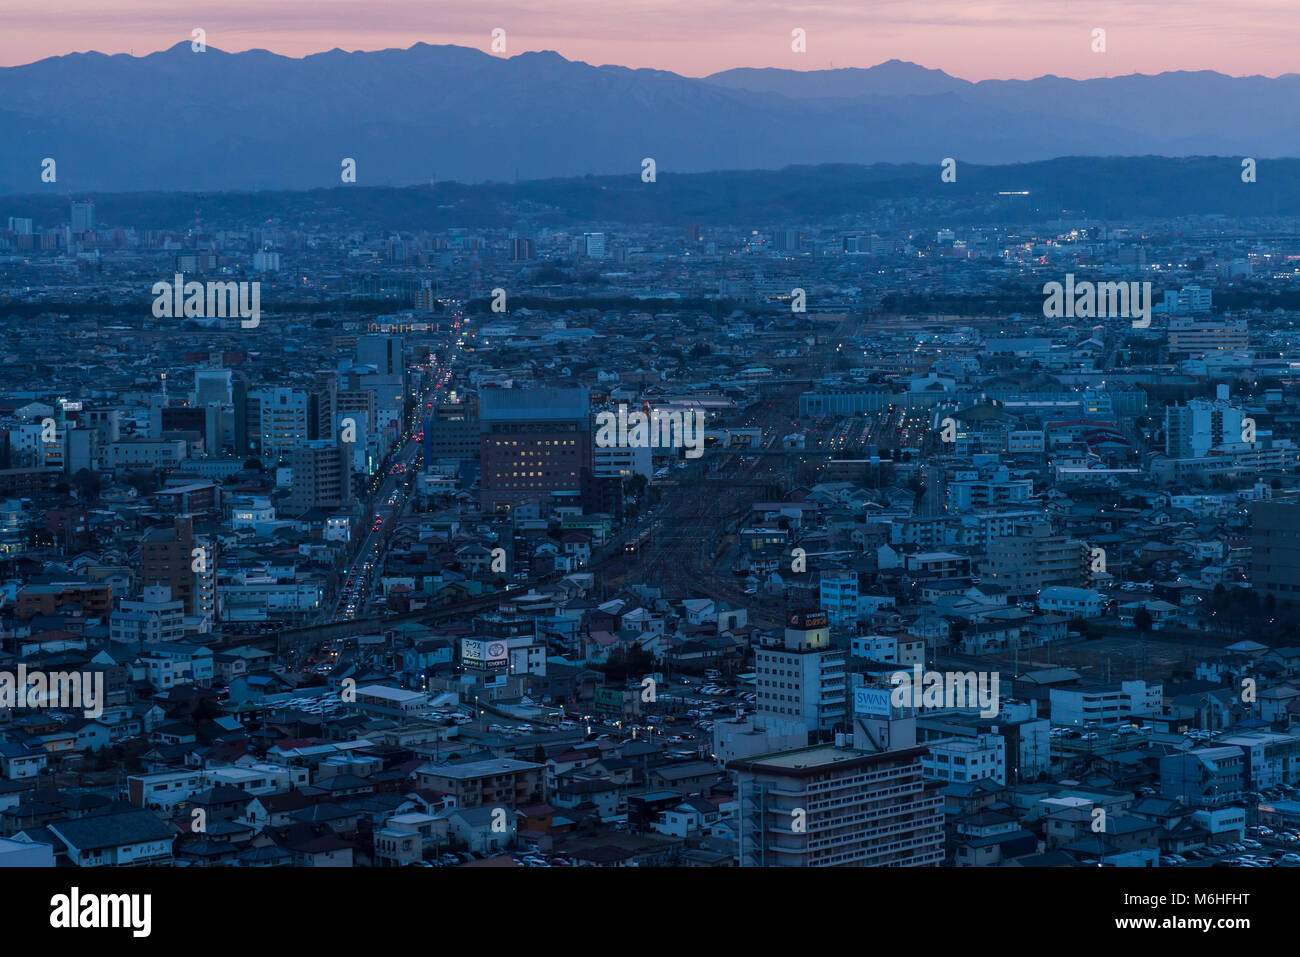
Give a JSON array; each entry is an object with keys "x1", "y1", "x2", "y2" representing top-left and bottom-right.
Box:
[
  {"x1": 732, "y1": 744, "x2": 944, "y2": 866},
  {"x1": 426, "y1": 396, "x2": 479, "y2": 464},
  {"x1": 983, "y1": 521, "x2": 1087, "y2": 600},
  {"x1": 1162, "y1": 285, "x2": 1213, "y2": 314},
  {"x1": 194, "y1": 368, "x2": 233, "y2": 407},
  {"x1": 1251, "y1": 500, "x2": 1300, "y2": 603},
  {"x1": 109, "y1": 586, "x2": 185, "y2": 644},
  {"x1": 1165, "y1": 398, "x2": 1248, "y2": 459},
  {"x1": 819, "y1": 569, "x2": 859, "y2": 629},
  {"x1": 246, "y1": 387, "x2": 309, "y2": 462},
  {"x1": 1168, "y1": 317, "x2": 1248, "y2": 354},
  {"x1": 140, "y1": 515, "x2": 216, "y2": 622},
  {"x1": 592, "y1": 440, "x2": 651, "y2": 479},
  {"x1": 755, "y1": 611, "x2": 847, "y2": 736},
  {"x1": 70, "y1": 200, "x2": 94, "y2": 234},
  {"x1": 288, "y1": 440, "x2": 353, "y2": 511},
  {"x1": 478, "y1": 387, "x2": 591, "y2": 512},
  {"x1": 1049, "y1": 680, "x2": 1163, "y2": 727}
]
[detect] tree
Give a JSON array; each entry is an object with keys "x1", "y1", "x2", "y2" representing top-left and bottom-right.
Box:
[
  {"x1": 70, "y1": 468, "x2": 101, "y2": 501},
  {"x1": 125, "y1": 470, "x2": 157, "y2": 496},
  {"x1": 1133, "y1": 607, "x2": 1153, "y2": 632}
]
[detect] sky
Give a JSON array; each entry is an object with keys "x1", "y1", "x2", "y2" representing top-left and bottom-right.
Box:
[{"x1": 1, "y1": 0, "x2": 1297, "y2": 80}]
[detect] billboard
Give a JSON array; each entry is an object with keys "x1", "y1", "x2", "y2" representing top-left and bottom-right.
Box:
[
  {"x1": 594, "y1": 687, "x2": 626, "y2": 715},
  {"x1": 461, "y1": 638, "x2": 509, "y2": 670},
  {"x1": 853, "y1": 687, "x2": 892, "y2": 717}
]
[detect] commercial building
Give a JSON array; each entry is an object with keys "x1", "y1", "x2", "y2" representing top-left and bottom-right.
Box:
[
  {"x1": 1250, "y1": 500, "x2": 1300, "y2": 604},
  {"x1": 819, "y1": 569, "x2": 859, "y2": 629},
  {"x1": 425, "y1": 396, "x2": 479, "y2": 464},
  {"x1": 288, "y1": 440, "x2": 353, "y2": 511},
  {"x1": 1049, "y1": 680, "x2": 1163, "y2": 727},
  {"x1": 755, "y1": 611, "x2": 847, "y2": 735},
  {"x1": 140, "y1": 515, "x2": 215, "y2": 621},
  {"x1": 478, "y1": 387, "x2": 591, "y2": 512},
  {"x1": 109, "y1": 586, "x2": 185, "y2": 644},
  {"x1": 983, "y1": 522, "x2": 1086, "y2": 600},
  {"x1": 1168, "y1": 316, "x2": 1247, "y2": 353},
  {"x1": 1165, "y1": 398, "x2": 1248, "y2": 459},
  {"x1": 732, "y1": 744, "x2": 944, "y2": 866}
]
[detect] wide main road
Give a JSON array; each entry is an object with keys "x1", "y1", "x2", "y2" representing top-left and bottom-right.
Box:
[{"x1": 325, "y1": 337, "x2": 459, "y2": 625}]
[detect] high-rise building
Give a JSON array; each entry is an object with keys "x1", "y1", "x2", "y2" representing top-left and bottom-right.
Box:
[
  {"x1": 71, "y1": 201, "x2": 95, "y2": 234},
  {"x1": 755, "y1": 611, "x2": 847, "y2": 736},
  {"x1": 356, "y1": 334, "x2": 404, "y2": 377},
  {"x1": 819, "y1": 570, "x2": 859, "y2": 629},
  {"x1": 1251, "y1": 500, "x2": 1300, "y2": 604},
  {"x1": 252, "y1": 249, "x2": 281, "y2": 272},
  {"x1": 194, "y1": 368, "x2": 232, "y2": 407},
  {"x1": 139, "y1": 516, "x2": 215, "y2": 621},
  {"x1": 109, "y1": 586, "x2": 185, "y2": 644},
  {"x1": 983, "y1": 521, "x2": 1087, "y2": 600},
  {"x1": 231, "y1": 373, "x2": 251, "y2": 456},
  {"x1": 426, "y1": 396, "x2": 479, "y2": 464},
  {"x1": 1168, "y1": 317, "x2": 1248, "y2": 354},
  {"x1": 159, "y1": 403, "x2": 222, "y2": 456},
  {"x1": 1162, "y1": 285, "x2": 1213, "y2": 314},
  {"x1": 1165, "y1": 398, "x2": 1248, "y2": 459},
  {"x1": 247, "y1": 387, "x2": 309, "y2": 462},
  {"x1": 770, "y1": 229, "x2": 800, "y2": 252},
  {"x1": 592, "y1": 440, "x2": 651, "y2": 479},
  {"x1": 308, "y1": 371, "x2": 338, "y2": 442},
  {"x1": 288, "y1": 440, "x2": 353, "y2": 511},
  {"x1": 732, "y1": 743, "x2": 944, "y2": 866},
  {"x1": 354, "y1": 335, "x2": 408, "y2": 425},
  {"x1": 479, "y1": 387, "x2": 591, "y2": 513},
  {"x1": 583, "y1": 232, "x2": 606, "y2": 259}
]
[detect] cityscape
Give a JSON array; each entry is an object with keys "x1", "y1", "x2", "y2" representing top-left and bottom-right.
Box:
[{"x1": 0, "y1": 9, "x2": 1296, "y2": 921}]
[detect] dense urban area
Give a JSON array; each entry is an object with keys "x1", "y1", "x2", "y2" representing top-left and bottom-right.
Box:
[{"x1": 1, "y1": 193, "x2": 1300, "y2": 869}]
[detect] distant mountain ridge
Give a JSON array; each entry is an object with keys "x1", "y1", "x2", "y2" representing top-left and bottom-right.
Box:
[{"x1": 0, "y1": 44, "x2": 1298, "y2": 193}]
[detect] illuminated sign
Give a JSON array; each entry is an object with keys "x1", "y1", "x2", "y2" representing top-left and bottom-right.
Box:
[{"x1": 788, "y1": 611, "x2": 828, "y2": 630}]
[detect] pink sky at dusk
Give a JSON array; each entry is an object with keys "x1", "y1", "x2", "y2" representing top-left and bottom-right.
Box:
[{"x1": 1, "y1": 0, "x2": 1296, "y2": 80}]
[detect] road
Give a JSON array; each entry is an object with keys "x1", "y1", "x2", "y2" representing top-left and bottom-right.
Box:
[{"x1": 325, "y1": 337, "x2": 459, "y2": 625}]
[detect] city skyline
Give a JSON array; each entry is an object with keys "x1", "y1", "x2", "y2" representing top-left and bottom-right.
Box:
[{"x1": 3, "y1": 0, "x2": 1300, "y2": 903}]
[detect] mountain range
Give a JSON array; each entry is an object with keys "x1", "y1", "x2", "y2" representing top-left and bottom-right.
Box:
[{"x1": 1, "y1": 43, "x2": 1298, "y2": 193}]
